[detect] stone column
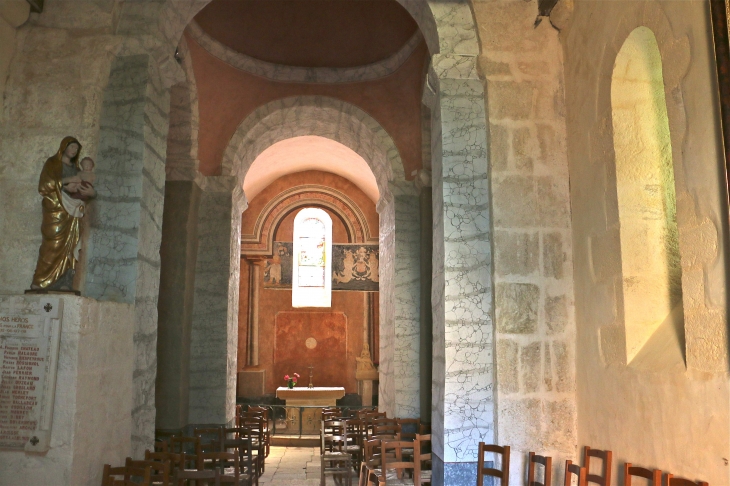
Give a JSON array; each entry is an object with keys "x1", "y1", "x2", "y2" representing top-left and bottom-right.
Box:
[
  {"x1": 427, "y1": 55, "x2": 495, "y2": 484},
  {"x1": 155, "y1": 179, "x2": 201, "y2": 432},
  {"x1": 246, "y1": 258, "x2": 266, "y2": 367},
  {"x1": 378, "y1": 182, "x2": 422, "y2": 419},
  {"x1": 188, "y1": 176, "x2": 244, "y2": 426},
  {"x1": 415, "y1": 170, "x2": 433, "y2": 423},
  {"x1": 85, "y1": 53, "x2": 171, "y2": 457}
]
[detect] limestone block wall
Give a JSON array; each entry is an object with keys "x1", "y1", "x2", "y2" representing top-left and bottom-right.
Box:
[
  {"x1": 473, "y1": 1, "x2": 578, "y2": 482},
  {"x1": 563, "y1": 1, "x2": 730, "y2": 484},
  {"x1": 0, "y1": 296, "x2": 134, "y2": 486},
  {"x1": 0, "y1": 0, "x2": 29, "y2": 119},
  {"x1": 188, "y1": 177, "x2": 243, "y2": 425},
  {"x1": 0, "y1": 9, "x2": 116, "y2": 294}
]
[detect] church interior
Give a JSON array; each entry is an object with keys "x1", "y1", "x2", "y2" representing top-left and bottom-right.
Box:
[{"x1": 0, "y1": 0, "x2": 729, "y2": 485}]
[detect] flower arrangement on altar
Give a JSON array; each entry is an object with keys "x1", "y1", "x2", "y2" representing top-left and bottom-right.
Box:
[{"x1": 284, "y1": 373, "x2": 300, "y2": 389}]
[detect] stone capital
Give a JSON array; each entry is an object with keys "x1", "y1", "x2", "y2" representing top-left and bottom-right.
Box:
[{"x1": 414, "y1": 170, "x2": 432, "y2": 193}]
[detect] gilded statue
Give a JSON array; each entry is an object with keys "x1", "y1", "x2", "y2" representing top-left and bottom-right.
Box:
[{"x1": 30, "y1": 137, "x2": 96, "y2": 291}]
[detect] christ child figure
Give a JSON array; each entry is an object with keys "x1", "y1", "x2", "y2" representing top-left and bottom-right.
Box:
[{"x1": 64, "y1": 156, "x2": 96, "y2": 200}]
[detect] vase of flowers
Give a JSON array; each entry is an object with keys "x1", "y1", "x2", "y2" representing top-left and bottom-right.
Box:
[{"x1": 284, "y1": 373, "x2": 300, "y2": 389}]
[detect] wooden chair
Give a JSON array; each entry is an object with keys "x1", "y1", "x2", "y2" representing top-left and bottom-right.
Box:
[
  {"x1": 195, "y1": 427, "x2": 224, "y2": 452},
  {"x1": 477, "y1": 443, "x2": 510, "y2": 486},
  {"x1": 583, "y1": 447, "x2": 612, "y2": 486},
  {"x1": 368, "y1": 440, "x2": 415, "y2": 486},
  {"x1": 237, "y1": 418, "x2": 266, "y2": 475},
  {"x1": 170, "y1": 436, "x2": 201, "y2": 456},
  {"x1": 223, "y1": 427, "x2": 259, "y2": 486},
  {"x1": 247, "y1": 406, "x2": 271, "y2": 457},
  {"x1": 664, "y1": 474, "x2": 708, "y2": 486},
  {"x1": 172, "y1": 468, "x2": 221, "y2": 486},
  {"x1": 102, "y1": 464, "x2": 152, "y2": 486},
  {"x1": 528, "y1": 452, "x2": 552, "y2": 486},
  {"x1": 564, "y1": 460, "x2": 586, "y2": 486},
  {"x1": 359, "y1": 438, "x2": 383, "y2": 486},
  {"x1": 413, "y1": 434, "x2": 431, "y2": 485},
  {"x1": 624, "y1": 464, "x2": 661, "y2": 486},
  {"x1": 200, "y1": 452, "x2": 253, "y2": 486},
  {"x1": 125, "y1": 458, "x2": 171, "y2": 486},
  {"x1": 370, "y1": 418, "x2": 401, "y2": 441},
  {"x1": 344, "y1": 419, "x2": 365, "y2": 471},
  {"x1": 144, "y1": 450, "x2": 183, "y2": 476},
  {"x1": 321, "y1": 419, "x2": 353, "y2": 486},
  {"x1": 154, "y1": 440, "x2": 169, "y2": 453}
]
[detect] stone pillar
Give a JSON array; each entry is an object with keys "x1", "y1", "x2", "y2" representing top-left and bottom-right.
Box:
[
  {"x1": 378, "y1": 181, "x2": 422, "y2": 419},
  {"x1": 155, "y1": 179, "x2": 201, "y2": 432},
  {"x1": 188, "y1": 176, "x2": 244, "y2": 426},
  {"x1": 427, "y1": 55, "x2": 495, "y2": 484},
  {"x1": 415, "y1": 170, "x2": 433, "y2": 423},
  {"x1": 85, "y1": 53, "x2": 171, "y2": 457}
]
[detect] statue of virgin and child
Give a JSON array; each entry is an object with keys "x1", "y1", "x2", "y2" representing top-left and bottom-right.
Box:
[{"x1": 29, "y1": 137, "x2": 96, "y2": 292}]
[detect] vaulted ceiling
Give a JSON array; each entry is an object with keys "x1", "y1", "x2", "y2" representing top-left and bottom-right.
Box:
[{"x1": 193, "y1": 0, "x2": 418, "y2": 68}]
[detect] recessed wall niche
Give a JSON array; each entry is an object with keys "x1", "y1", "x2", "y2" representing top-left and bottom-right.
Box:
[{"x1": 611, "y1": 26, "x2": 685, "y2": 368}]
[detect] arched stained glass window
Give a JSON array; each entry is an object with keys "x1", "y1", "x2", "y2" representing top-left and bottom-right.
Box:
[{"x1": 292, "y1": 208, "x2": 332, "y2": 307}]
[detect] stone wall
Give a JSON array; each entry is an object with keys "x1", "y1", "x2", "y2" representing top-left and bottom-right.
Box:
[
  {"x1": 473, "y1": 0, "x2": 578, "y2": 482},
  {"x1": 0, "y1": 296, "x2": 134, "y2": 486},
  {"x1": 0, "y1": 0, "x2": 29, "y2": 119},
  {"x1": 563, "y1": 1, "x2": 730, "y2": 484}
]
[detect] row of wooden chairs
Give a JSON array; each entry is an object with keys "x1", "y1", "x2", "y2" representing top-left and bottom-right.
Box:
[
  {"x1": 101, "y1": 427, "x2": 261, "y2": 486},
  {"x1": 477, "y1": 444, "x2": 707, "y2": 486}
]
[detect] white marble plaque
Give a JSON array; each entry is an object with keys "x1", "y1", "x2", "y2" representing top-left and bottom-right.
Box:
[{"x1": 0, "y1": 296, "x2": 62, "y2": 452}]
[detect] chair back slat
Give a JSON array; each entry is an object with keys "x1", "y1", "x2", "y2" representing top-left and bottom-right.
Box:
[
  {"x1": 624, "y1": 464, "x2": 661, "y2": 486},
  {"x1": 665, "y1": 474, "x2": 709, "y2": 486}
]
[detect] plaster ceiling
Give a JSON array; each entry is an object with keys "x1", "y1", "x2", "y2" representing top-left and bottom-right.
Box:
[
  {"x1": 243, "y1": 136, "x2": 380, "y2": 203},
  {"x1": 194, "y1": 0, "x2": 418, "y2": 68}
]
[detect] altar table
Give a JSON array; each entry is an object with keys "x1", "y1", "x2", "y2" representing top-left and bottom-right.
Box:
[{"x1": 276, "y1": 387, "x2": 345, "y2": 434}]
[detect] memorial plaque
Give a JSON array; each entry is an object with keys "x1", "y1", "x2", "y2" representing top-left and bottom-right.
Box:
[{"x1": 0, "y1": 296, "x2": 63, "y2": 452}]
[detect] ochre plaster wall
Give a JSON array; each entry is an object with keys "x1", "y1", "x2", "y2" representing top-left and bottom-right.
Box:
[
  {"x1": 239, "y1": 171, "x2": 379, "y2": 395},
  {"x1": 563, "y1": 1, "x2": 730, "y2": 483},
  {"x1": 185, "y1": 32, "x2": 427, "y2": 177}
]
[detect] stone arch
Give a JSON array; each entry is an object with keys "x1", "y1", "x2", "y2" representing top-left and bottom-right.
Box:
[
  {"x1": 221, "y1": 96, "x2": 408, "y2": 205},
  {"x1": 120, "y1": 0, "x2": 480, "y2": 87}
]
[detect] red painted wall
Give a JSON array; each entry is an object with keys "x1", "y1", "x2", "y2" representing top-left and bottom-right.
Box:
[{"x1": 238, "y1": 171, "x2": 379, "y2": 395}]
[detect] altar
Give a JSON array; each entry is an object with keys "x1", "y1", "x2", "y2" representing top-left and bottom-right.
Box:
[{"x1": 276, "y1": 387, "x2": 345, "y2": 434}]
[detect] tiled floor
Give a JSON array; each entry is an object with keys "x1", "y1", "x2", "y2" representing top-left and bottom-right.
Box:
[{"x1": 261, "y1": 446, "x2": 359, "y2": 485}]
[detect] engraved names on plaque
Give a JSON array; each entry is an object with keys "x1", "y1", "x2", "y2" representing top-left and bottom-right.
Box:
[{"x1": 0, "y1": 296, "x2": 63, "y2": 452}]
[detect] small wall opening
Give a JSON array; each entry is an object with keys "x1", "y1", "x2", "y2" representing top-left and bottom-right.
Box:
[
  {"x1": 292, "y1": 207, "x2": 333, "y2": 307},
  {"x1": 611, "y1": 26, "x2": 685, "y2": 367}
]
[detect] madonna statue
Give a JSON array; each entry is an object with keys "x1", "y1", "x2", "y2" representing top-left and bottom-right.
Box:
[{"x1": 30, "y1": 137, "x2": 96, "y2": 291}]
